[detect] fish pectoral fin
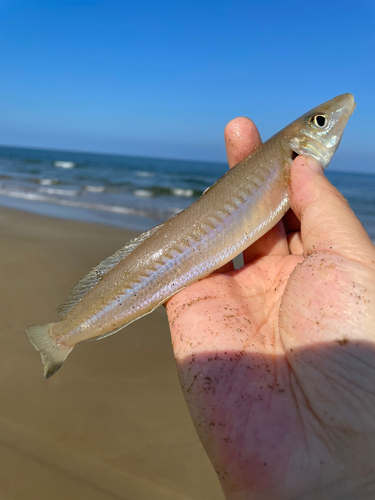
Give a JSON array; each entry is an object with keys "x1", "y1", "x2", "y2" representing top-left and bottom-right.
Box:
[{"x1": 25, "y1": 323, "x2": 73, "y2": 378}]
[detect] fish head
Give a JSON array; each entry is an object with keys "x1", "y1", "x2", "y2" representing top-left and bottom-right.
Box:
[{"x1": 289, "y1": 93, "x2": 356, "y2": 168}]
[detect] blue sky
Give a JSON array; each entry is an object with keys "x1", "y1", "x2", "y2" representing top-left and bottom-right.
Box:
[{"x1": 0, "y1": 0, "x2": 374, "y2": 171}]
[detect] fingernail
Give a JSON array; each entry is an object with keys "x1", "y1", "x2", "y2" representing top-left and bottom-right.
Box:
[{"x1": 306, "y1": 157, "x2": 324, "y2": 174}]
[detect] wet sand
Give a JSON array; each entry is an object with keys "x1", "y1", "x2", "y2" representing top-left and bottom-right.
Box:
[{"x1": 0, "y1": 207, "x2": 224, "y2": 500}]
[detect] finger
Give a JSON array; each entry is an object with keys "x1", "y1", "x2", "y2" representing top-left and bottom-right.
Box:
[
  {"x1": 287, "y1": 231, "x2": 303, "y2": 255},
  {"x1": 283, "y1": 209, "x2": 302, "y2": 254},
  {"x1": 290, "y1": 156, "x2": 375, "y2": 266},
  {"x1": 223, "y1": 118, "x2": 261, "y2": 270},
  {"x1": 283, "y1": 209, "x2": 300, "y2": 234},
  {"x1": 243, "y1": 220, "x2": 289, "y2": 263},
  {"x1": 224, "y1": 118, "x2": 289, "y2": 263},
  {"x1": 215, "y1": 261, "x2": 234, "y2": 273},
  {"x1": 224, "y1": 117, "x2": 261, "y2": 168}
]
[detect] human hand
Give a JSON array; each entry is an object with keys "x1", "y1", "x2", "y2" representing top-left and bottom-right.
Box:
[{"x1": 166, "y1": 118, "x2": 375, "y2": 500}]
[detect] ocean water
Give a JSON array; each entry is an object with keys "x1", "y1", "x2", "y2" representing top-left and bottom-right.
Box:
[{"x1": 0, "y1": 145, "x2": 374, "y2": 241}]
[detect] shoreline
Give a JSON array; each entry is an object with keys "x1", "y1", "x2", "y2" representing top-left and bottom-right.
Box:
[
  {"x1": 0, "y1": 193, "x2": 160, "y2": 233},
  {"x1": 0, "y1": 206, "x2": 223, "y2": 500}
]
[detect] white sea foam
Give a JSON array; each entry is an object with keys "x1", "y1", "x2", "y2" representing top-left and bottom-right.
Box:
[
  {"x1": 136, "y1": 171, "x2": 155, "y2": 178},
  {"x1": 134, "y1": 189, "x2": 153, "y2": 197},
  {"x1": 172, "y1": 188, "x2": 194, "y2": 197},
  {"x1": 0, "y1": 186, "x2": 148, "y2": 216},
  {"x1": 85, "y1": 185, "x2": 105, "y2": 193},
  {"x1": 38, "y1": 187, "x2": 79, "y2": 196},
  {"x1": 54, "y1": 161, "x2": 75, "y2": 169},
  {"x1": 39, "y1": 178, "x2": 56, "y2": 186}
]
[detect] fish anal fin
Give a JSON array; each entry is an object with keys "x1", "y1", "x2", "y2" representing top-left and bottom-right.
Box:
[{"x1": 56, "y1": 221, "x2": 165, "y2": 318}]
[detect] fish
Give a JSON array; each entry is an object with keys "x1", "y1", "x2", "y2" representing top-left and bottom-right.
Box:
[{"x1": 26, "y1": 93, "x2": 356, "y2": 378}]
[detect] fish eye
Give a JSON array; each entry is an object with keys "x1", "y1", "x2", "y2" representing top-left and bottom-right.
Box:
[{"x1": 310, "y1": 114, "x2": 327, "y2": 128}]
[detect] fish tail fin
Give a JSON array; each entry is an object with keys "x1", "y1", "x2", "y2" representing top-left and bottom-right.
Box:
[{"x1": 25, "y1": 323, "x2": 73, "y2": 379}]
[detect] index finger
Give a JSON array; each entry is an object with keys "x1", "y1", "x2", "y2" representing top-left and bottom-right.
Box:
[{"x1": 224, "y1": 117, "x2": 261, "y2": 168}]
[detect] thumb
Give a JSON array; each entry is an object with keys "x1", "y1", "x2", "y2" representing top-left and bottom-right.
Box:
[{"x1": 289, "y1": 156, "x2": 375, "y2": 267}]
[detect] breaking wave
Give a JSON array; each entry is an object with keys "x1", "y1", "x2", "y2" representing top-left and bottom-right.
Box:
[
  {"x1": 54, "y1": 161, "x2": 75, "y2": 169},
  {"x1": 1, "y1": 145, "x2": 374, "y2": 239}
]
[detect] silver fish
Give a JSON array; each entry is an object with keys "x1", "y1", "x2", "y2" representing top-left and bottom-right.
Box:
[{"x1": 26, "y1": 94, "x2": 356, "y2": 378}]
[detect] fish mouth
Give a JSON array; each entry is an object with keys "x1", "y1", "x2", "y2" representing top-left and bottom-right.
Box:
[
  {"x1": 322, "y1": 93, "x2": 355, "y2": 123},
  {"x1": 337, "y1": 93, "x2": 356, "y2": 120},
  {"x1": 291, "y1": 150, "x2": 299, "y2": 160}
]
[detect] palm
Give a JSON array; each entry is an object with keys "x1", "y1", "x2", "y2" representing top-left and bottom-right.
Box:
[
  {"x1": 168, "y1": 247, "x2": 375, "y2": 498},
  {"x1": 168, "y1": 252, "x2": 304, "y2": 494}
]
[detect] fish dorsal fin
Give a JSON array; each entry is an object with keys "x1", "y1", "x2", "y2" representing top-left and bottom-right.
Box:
[{"x1": 56, "y1": 222, "x2": 165, "y2": 318}]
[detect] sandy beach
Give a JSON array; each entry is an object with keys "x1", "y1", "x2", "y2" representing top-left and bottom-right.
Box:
[{"x1": 0, "y1": 207, "x2": 224, "y2": 500}]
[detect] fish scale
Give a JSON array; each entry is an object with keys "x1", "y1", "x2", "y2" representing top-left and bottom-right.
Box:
[{"x1": 26, "y1": 94, "x2": 355, "y2": 378}]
